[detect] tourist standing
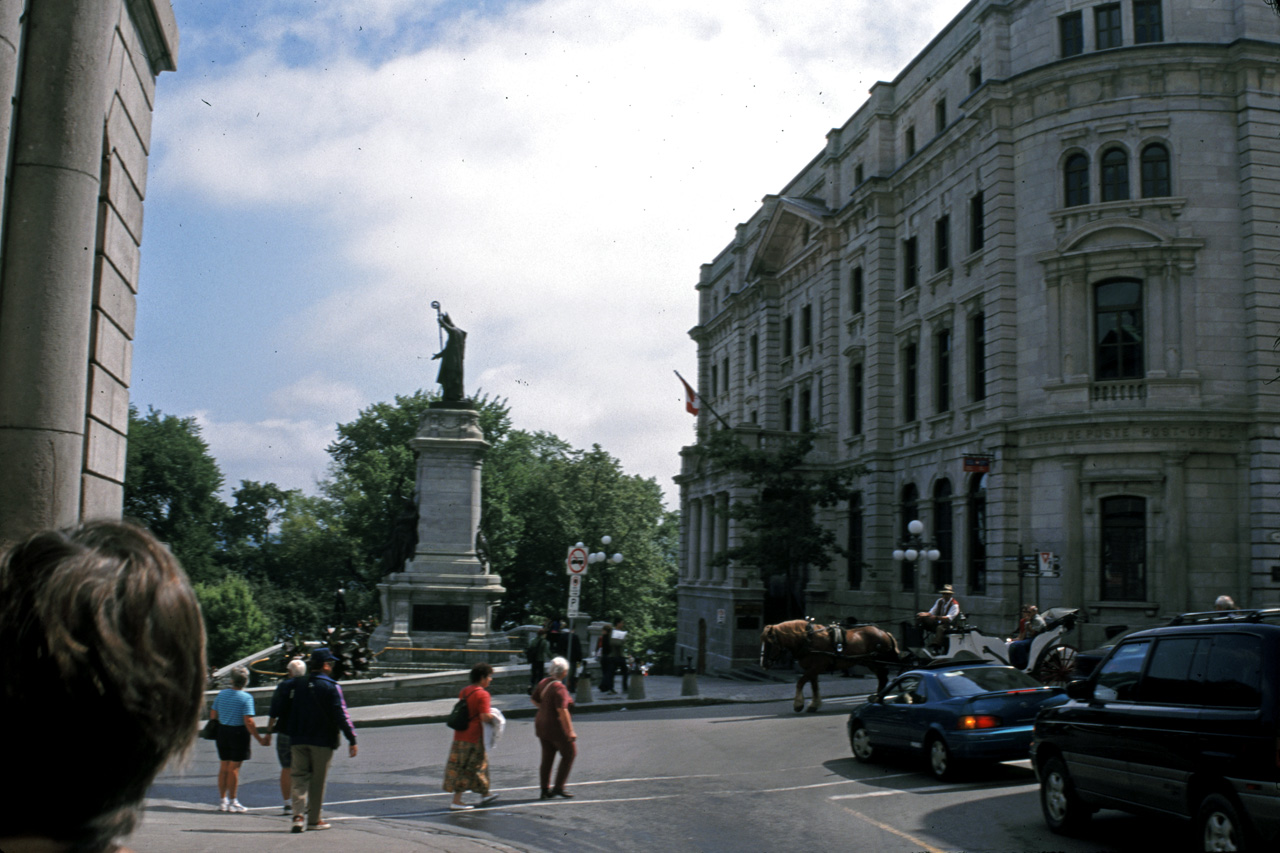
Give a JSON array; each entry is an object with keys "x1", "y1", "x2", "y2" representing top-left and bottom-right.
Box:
[
  {"x1": 265, "y1": 658, "x2": 307, "y2": 813},
  {"x1": 443, "y1": 663, "x2": 499, "y2": 810},
  {"x1": 287, "y1": 648, "x2": 358, "y2": 832},
  {"x1": 531, "y1": 656, "x2": 577, "y2": 798},
  {"x1": 527, "y1": 626, "x2": 551, "y2": 694},
  {"x1": 212, "y1": 665, "x2": 268, "y2": 813},
  {"x1": 600, "y1": 617, "x2": 629, "y2": 694}
]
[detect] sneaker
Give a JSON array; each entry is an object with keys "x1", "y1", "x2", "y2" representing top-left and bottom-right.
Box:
[
  {"x1": 282, "y1": 802, "x2": 291, "y2": 814},
  {"x1": 479, "y1": 794, "x2": 499, "y2": 806},
  {"x1": 229, "y1": 801, "x2": 247, "y2": 813},
  {"x1": 448, "y1": 803, "x2": 474, "y2": 811},
  {"x1": 218, "y1": 800, "x2": 230, "y2": 813},
  {"x1": 291, "y1": 816, "x2": 305, "y2": 833},
  {"x1": 308, "y1": 821, "x2": 332, "y2": 831}
]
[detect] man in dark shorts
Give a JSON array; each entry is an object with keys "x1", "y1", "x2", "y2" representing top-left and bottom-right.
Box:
[{"x1": 265, "y1": 658, "x2": 307, "y2": 814}]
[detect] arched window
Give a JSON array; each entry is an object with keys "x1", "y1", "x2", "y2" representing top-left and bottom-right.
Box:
[
  {"x1": 1101, "y1": 496, "x2": 1146, "y2": 601},
  {"x1": 900, "y1": 484, "x2": 919, "y2": 590},
  {"x1": 1140, "y1": 143, "x2": 1170, "y2": 198},
  {"x1": 932, "y1": 480, "x2": 953, "y2": 590},
  {"x1": 1064, "y1": 153, "x2": 1089, "y2": 207},
  {"x1": 967, "y1": 474, "x2": 987, "y2": 595},
  {"x1": 1100, "y1": 147, "x2": 1129, "y2": 202},
  {"x1": 1095, "y1": 280, "x2": 1143, "y2": 379}
]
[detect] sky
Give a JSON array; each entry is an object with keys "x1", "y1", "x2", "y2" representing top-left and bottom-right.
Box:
[{"x1": 134, "y1": 0, "x2": 972, "y2": 507}]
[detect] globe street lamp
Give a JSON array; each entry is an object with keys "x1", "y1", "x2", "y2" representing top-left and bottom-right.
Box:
[
  {"x1": 588, "y1": 535, "x2": 624, "y2": 618},
  {"x1": 893, "y1": 519, "x2": 941, "y2": 617}
]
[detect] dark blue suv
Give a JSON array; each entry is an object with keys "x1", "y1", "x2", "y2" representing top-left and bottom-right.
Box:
[{"x1": 1030, "y1": 609, "x2": 1280, "y2": 852}]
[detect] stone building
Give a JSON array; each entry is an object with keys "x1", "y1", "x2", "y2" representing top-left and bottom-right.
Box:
[
  {"x1": 0, "y1": 1, "x2": 178, "y2": 546},
  {"x1": 676, "y1": 0, "x2": 1280, "y2": 673}
]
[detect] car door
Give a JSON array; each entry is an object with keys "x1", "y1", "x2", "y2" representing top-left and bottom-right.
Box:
[
  {"x1": 874, "y1": 675, "x2": 927, "y2": 749},
  {"x1": 1063, "y1": 639, "x2": 1152, "y2": 802}
]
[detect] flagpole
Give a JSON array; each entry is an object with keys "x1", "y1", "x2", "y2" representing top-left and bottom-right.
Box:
[{"x1": 674, "y1": 369, "x2": 731, "y2": 429}]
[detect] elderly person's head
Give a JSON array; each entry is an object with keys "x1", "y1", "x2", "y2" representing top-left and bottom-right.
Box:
[
  {"x1": 0, "y1": 520, "x2": 205, "y2": 852},
  {"x1": 230, "y1": 665, "x2": 250, "y2": 689},
  {"x1": 1214, "y1": 595, "x2": 1236, "y2": 611},
  {"x1": 547, "y1": 656, "x2": 570, "y2": 680},
  {"x1": 287, "y1": 658, "x2": 307, "y2": 678}
]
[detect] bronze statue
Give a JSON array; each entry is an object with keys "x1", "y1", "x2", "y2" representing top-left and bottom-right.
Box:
[{"x1": 431, "y1": 307, "x2": 467, "y2": 402}]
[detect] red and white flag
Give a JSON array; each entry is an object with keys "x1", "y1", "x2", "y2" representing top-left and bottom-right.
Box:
[{"x1": 675, "y1": 371, "x2": 699, "y2": 416}]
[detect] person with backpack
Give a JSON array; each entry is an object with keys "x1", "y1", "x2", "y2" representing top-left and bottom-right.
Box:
[
  {"x1": 264, "y1": 658, "x2": 307, "y2": 814},
  {"x1": 443, "y1": 663, "x2": 499, "y2": 811},
  {"x1": 286, "y1": 647, "x2": 358, "y2": 832},
  {"x1": 526, "y1": 626, "x2": 552, "y2": 693}
]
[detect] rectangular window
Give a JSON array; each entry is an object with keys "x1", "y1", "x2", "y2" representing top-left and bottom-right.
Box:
[
  {"x1": 721, "y1": 357, "x2": 729, "y2": 394},
  {"x1": 854, "y1": 163, "x2": 864, "y2": 186},
  {"x1": 848, "y1": 494, "x2": 864, "y2": 589},
  {"x1": 749, "y1": 333, "x2": 759, "y2": 373},
  {"x1": 904, "y1": 237, "x2": 919, "y2": 290},
  {"x1": 1096, "y1": 280, "x2": 1143, "y2": 379},
  {"x1": 781, "y1": 394, "x2": 793, "y2": 431},
  {"x1": 935, "y1": 99, "x2": 947, "y2": 136},
  {"x1": 1101, "y1": 495, "x2": 1146, "y2": 601},
  {"x1": 969, "y1": 191, "x2": 985, "y2": 253},
  {"x1": 1095, "y1": 4, "x2": 1122, "y2": 50},
  {"x1": 1060, "y1": 11, "x2": 1083, "y2": 57},
  {"x1": 851, "y1": 362, "x2": 864, "y2": 435},
  {"x1": 851, "y1": 267, "x2": 864, "y2": 314},
  {"x1": 801, "y1": 304, "x2": 813, "y2": 349},
  {"x1": 783, "y1": 314, "x2": 794, "y2": 356},
  {"x1": 800, "y1": 387, "x2": 813, "y2": 430},
  {"x1": 971, "y1": 312, "x2": 986, "y2": 401},
  {"x1": 904, "y1": 343, "x2": 918, "y2": 423},
  {"x1": 710, "y1": 365, "x2": 718, "y2": 399},
  {"x1": 935, "y1": 215, "x2": 950, "y2": 272},
  {"x1": 905, "y1": 126, "x2": 916, "y2": 157},
  {"x1": 969, "y1": 65, "x2": 982, "y2": 92},
  {"x1": 936, "y1": 329, "x2": 952, "y2": 413},
  {"x1": 1133, "y1": 0, "x2": 1163, "y2": 44}
]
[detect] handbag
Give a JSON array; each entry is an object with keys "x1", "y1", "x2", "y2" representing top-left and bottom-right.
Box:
[
  {"x1": 201, "y1": 718, "x2": 220, "y2": 740},
  {"x1": 446, "y1": 686, "x2": 473, "y2": 731}
]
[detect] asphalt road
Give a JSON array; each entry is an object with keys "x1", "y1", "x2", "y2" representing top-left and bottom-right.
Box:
[{"x1": 148, "y1": 696, "x2": 1188, "y2": 852}]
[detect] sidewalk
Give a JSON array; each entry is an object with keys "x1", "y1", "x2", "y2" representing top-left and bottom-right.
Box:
[{"x1": 130, "y1": 672, "x2": 877, "y2": 853}]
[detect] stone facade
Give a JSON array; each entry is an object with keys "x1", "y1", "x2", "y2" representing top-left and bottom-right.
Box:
[
  {"x1": 677, "y1": 0, "x2": 1280, "y2": 672},
  {"x1": 0, "y1": 1, "x2": 178, "y2": 546}
]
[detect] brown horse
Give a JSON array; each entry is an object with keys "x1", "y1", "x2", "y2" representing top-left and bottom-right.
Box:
[{"x1": 761, "y1": 619, "x2": 901, "y2": 713}]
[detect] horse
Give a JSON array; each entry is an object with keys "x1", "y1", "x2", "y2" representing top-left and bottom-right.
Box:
[{"x1": 761, "y1": 619, "x2": 901, "y2": 713}]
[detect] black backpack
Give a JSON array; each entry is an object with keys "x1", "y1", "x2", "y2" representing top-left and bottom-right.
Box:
[{"x1": 446, "y1": 689, "x2": 471, "y2": 731}]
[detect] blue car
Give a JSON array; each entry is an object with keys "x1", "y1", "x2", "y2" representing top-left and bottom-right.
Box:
[{"x1": 848, "y1": 661, "x2": 1068, "y2": 780}]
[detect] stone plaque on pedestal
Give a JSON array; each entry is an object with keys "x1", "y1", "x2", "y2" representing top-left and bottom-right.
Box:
[{"x1": 369, "y1": 404, "x2": 508, "y2": 664}]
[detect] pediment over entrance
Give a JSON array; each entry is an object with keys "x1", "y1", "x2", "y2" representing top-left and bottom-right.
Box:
[
  {"x1": 1060, "y1": 218, "x2": 1171, "y2": 253},
  {"x1": 748, "y1": 195, "x2": 832, "y2": 278}
]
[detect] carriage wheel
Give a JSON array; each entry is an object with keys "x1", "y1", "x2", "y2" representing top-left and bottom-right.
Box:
[{"x1": 1034, "y1": 644, "x2": 1078, "y2": 687}]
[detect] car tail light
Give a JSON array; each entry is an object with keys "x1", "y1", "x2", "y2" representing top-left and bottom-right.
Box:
[{"x1": 957, "y1": 715, "x2": 1002, "y2": 730}]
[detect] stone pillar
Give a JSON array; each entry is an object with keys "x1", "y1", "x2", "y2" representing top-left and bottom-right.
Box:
[
  {"x1": 0, "y1": 1, "x2": 115, "y2": 543},
  {"x1": 700, "y1": 495, "x2": 714, "y2": 582},
  {"x1": 1162, "y1": 452, "x2": 1188, "y2": 612},
  {"x1": 1063, "y1": 459, "x2": 1084, "y2": 607},
  {"x1": 716, "y1": 491, "x2": 730, "y2": 582},
  {"x1": 687, "y1": 498, "x2": 702, "y2": 581}
]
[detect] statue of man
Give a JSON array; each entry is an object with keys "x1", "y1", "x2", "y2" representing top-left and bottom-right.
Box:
[{"x1": 432, "y1": 312, "x2": 466, "y2": 401}]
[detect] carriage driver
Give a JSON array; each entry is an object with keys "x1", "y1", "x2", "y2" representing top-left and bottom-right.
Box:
[{"x1": 916, "y1": 585, "x2": 961, "y2": 651}]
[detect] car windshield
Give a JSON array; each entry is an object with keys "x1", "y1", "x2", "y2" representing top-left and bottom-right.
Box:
[{"x1": 936, "y1": 666, "x2": 1044, "y2": 697}]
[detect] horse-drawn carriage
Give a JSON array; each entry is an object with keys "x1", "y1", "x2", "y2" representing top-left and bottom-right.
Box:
[{"x1": 760, "y1": 607, "x2": 1082, "y2": 713}]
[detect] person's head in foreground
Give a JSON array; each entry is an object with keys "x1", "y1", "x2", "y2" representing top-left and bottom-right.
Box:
[{"x1": 0, "y1": 520, "x2": 206, "y2": 853}]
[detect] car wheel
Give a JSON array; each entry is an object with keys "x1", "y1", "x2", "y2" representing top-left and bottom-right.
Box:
[
  {"x1": 926, "y1": 735, "x2": 958, "y2": 781},
  {"x1": 1197, "y1": 792, "x2": 1250, "y2": 852},
  {"x1": 1034, "y1": 644, "x2": 1079, "y2": 687},
  {"x1": 1040, "y1": 755, "x2": 1090, "y2": 835},
  {"x1": 850, "y1": 723, "x2": 875, "y2": 763}
]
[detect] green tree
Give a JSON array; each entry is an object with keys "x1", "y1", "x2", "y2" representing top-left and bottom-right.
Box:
[
  {"x1": 195, "y1": 572, "x2": 272, "y2": 669},
  {"x1": 701, "y1": 427, "x2": 866, "y2": 624},
  {"x1": 123, "y1": 405, "x2": 226, "y2": 583}
]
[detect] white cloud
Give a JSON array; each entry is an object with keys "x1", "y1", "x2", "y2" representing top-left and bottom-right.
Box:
[
  {"x1": 148, "y1": 0, "x2": 970, "y2": 505},
  {"x1": 190, "y1": 410, "x2": 337, "y2": 496}
]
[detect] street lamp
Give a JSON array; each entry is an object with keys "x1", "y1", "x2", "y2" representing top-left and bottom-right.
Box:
[
  {"x1": 893, "y1": 519, "x2": 941, "y2": 616},
  {"x1": 588, "y1": 535, "x2": 624, "y2": 618}
]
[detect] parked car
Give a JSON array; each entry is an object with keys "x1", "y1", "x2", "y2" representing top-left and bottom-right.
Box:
[
  {"x1": 847, "y1": 660, "x2": 1068, "y2": 780},
  {"x1": 1031, "y1": 609, "x2": 1280, "y2": 852}
]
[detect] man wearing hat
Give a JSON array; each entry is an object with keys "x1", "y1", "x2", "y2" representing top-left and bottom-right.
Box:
[
  {"x1": 916, "y1": 585, "x2": 961, "y2": 652},
  {"x1": 286, "y1": 647, "x2": 358, "y2": 833}
]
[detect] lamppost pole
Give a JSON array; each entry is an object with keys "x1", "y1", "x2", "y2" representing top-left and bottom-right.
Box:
[
  {"x1": 893, "y1": 519, "x2": 941, "y2": 617},
  {"x1": 588, "y1": 535, "x2": 624, "y2": 619}
]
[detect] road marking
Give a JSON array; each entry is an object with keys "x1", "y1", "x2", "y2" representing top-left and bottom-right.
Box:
[{"x1": 836, "y1": 806, "x2": 948, "y2": 853}]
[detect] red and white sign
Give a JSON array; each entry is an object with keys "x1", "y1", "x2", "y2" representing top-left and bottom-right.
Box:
[
  {"x1": 566, "y1": 546, "x2": 588, "y2": 576},
  {"x1": 1038, "y1": 551, "x2": 1054, "y2": 575}
]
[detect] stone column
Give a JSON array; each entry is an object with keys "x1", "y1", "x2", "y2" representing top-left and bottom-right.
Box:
[
  {"x1": 0, "y1": 1, "x2": 115, "y2": 543},
  {"x1": 688, "y1": 498, "x2": 702, "y2": 581},
  {"x1": 1063, "y1": 458, "x2": 1084, "y2": 607}
]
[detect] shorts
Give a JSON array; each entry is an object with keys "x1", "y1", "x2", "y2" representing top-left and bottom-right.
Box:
[
  {"x1": 215, "y1": 724, "x2": 251, "y2": 762},
  {"x1": 275, "y1": 733, "x2": 292, "y2": 767}
]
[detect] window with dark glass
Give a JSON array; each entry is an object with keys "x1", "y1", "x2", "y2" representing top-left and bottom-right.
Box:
[
  {"x1": 1060, "y1": 11, "x2": 1084, "y2": 57},
  {"x1": 1201, "y1": 635, "x2": 1263, "y2": 709},
  {"x1": 1140, "y1": 637, "x2": 1208, "y2": 705},
  {"x1": 801, "y1": 304, "x2": 813, "y2": 349},
  {"x1": 1065, "y1": 153, "x2": 1089, "y2": 206},
  {"x1": 1101, "y1": 495, "x2": 1146, "y2": 601},
  {"x1": 800, "y1": 387, "x2": 813, "y2": 430},
  {"x1": 900, "y1": 484, "x2": 919, "y2": 590},
  {"x1": 783, "y1": 314, "x2": 794, "y2": 356},
  {"x1": 932, "y1": 479, "x2": 953, "y2": 589},
  {"x1": 851, "y1": 266, "x2": 864, "y2": 314},
  {"x1": 1095, "y1": 4, "x2": 1122, "y2": 50},
  {"x1": 904, "y1": 237, "x2": 919, "y2": 289},
  {"x1": 969, "y1": 65, "x2": 982, "y2": 92},
  {"x1": 967, "y1": 473, "x2": 987, "y2": 594},
  {"x1": 1095, "y1": 640, "x2": 1151, "y2": 701},
  {"x1": 1101, "y1": 147, "x2": 1129, "y2": 202},
  {"x1": 970, "y1": 312, "x2": 986, "y2": 402},
  {"x1": 710, "y1": 364, "x2": 718, "y2": 399},
  {"x1": 906, "y1": 126, "x2": 916, "y2": 157},
  {"x1": 935, "y1": 99, "x2": 947, "y2": 136},
  {"x1": 721, "y1": 357, "x2": 729, "y2": 394},
  {"x1": 1140, "y1": 143, "x2": 1170, "y2": 197},
  {"x1": 781, "y1": 394, "x2": 792, "y2": 432},
  {"x1": 969, "y1": 191, "x2": 984, "y2": 253},
  {"x1": 904, "y1": 342, "x2": 918, "y2": 423},
  {"x1": 1134, "y1": 0, "x2": 1163, "y2": 44},
  {"x1": 935, "y1": 329, "x2": 951, "y2": 413},
  {"x1": 851, "y1": 362, "x2": 864, "y2": 435},
  {"x1": 935, "y1": 215, "x2": 950, "y2": 272},
  {"x1": 848, "y1": 493, "x2": 864, "y2": 589},
  {"x1": 1096, "y1": 280, "x2": 1143, "y2": 379},
  {"x1": 854, "y1": 163, "x2": 864, "y2": 185},
  {"x1": 749, "y1": 333, "x2": 759, "y2": 373}
]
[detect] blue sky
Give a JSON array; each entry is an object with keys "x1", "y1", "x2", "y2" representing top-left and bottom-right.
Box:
[{"x1": 134, "y1": 0, "x2": 970, "y2": 505}]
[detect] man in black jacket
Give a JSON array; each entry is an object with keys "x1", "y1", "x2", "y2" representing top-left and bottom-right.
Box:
[{"x1": 286, "y1": 648, "x2": 358, "y2": 832}]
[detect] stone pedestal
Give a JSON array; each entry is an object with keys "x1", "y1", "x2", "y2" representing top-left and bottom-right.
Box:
[{"x1": 370, "y1": 404, "x2": 508, "y2": 662}]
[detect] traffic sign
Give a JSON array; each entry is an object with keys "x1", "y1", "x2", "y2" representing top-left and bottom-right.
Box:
[
  {"x1": 1038, "y1": 551, "x2": 1054, "y2": 575},
  {"x1": 566, "y1": 546, "x2": 588, "y2": 576}
]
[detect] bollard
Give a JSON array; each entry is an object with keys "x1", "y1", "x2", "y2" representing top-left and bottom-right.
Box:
[
  {"x1": 575, "y1": 672, "x2": 594, "y2": 704},
  {"x1": 680, "y1": 668, "x2": 699, "y2": 697},
  {"x1": 627, "y1": 671, "x2": 645, "y2": 700}
]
